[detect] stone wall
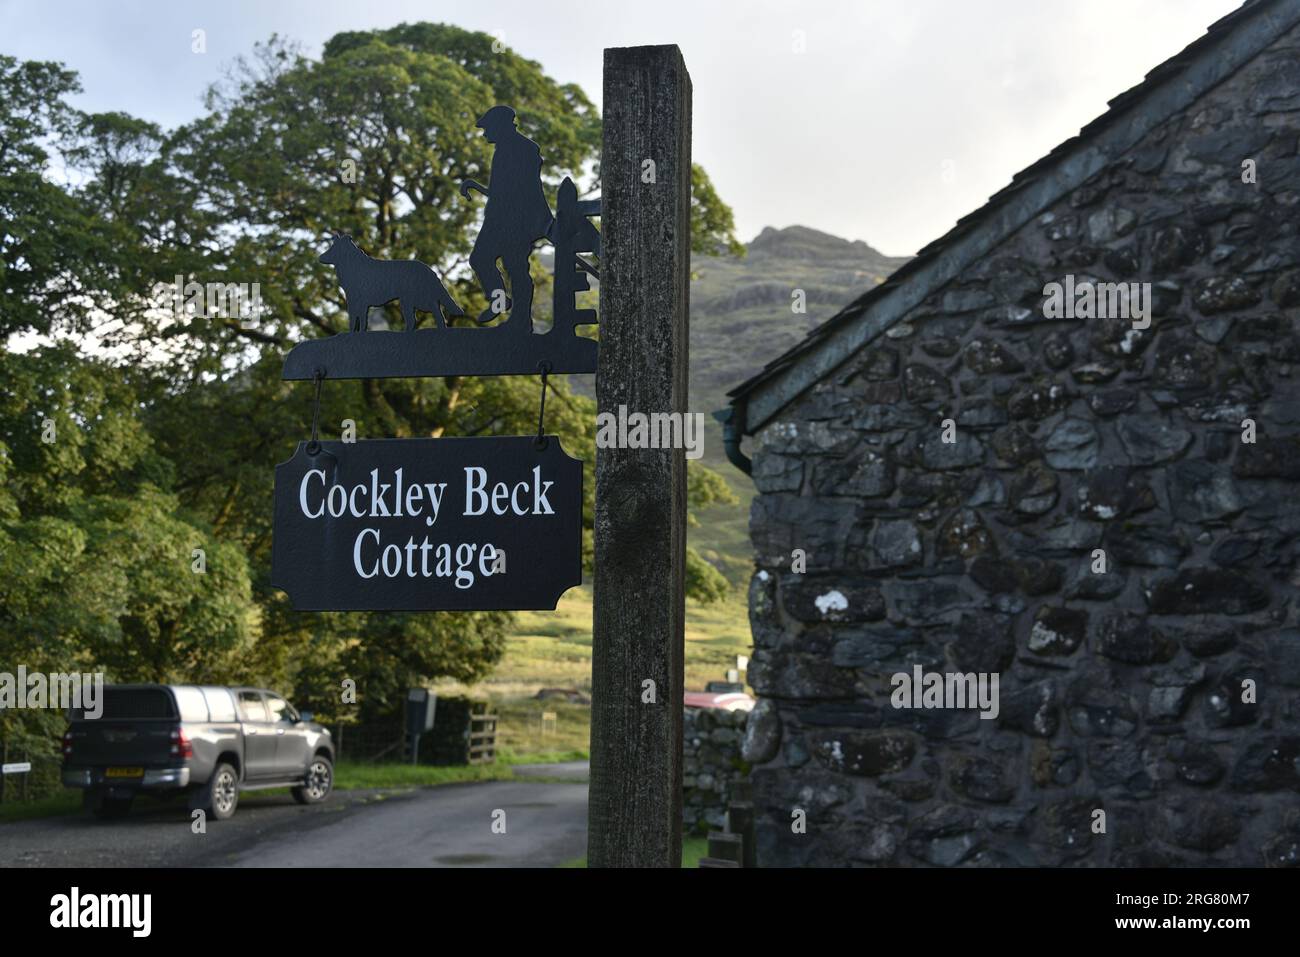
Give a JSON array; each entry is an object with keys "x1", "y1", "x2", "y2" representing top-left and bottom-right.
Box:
[
  {"x1": 742, "y1": 24, "x2": 1300, "y2": 866},
  {"x1": 683, "y1": 706, "x2": 750, "y2": 834}
]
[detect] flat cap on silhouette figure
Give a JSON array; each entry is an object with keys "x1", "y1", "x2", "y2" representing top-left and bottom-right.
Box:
[{"x1": 460, "y1": 105, "x2": 555, "y2": 329}]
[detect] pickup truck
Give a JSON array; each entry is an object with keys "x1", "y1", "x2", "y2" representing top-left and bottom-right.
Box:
[{"x1": 62, "y1": 684, "x2": 335, "y2": 821}]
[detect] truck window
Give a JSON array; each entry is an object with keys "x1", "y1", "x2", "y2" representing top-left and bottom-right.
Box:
[
  {"x1": 74, "y1": 687, "x2": 176, "y2": 721},
  {"x1": 238, "y1": 691, "x2": 269, "y2": 722},
  {"x1": 266, "y1": 695, "x2": 297, "y2": 723},
  {"x1": 202, "y1": 687, "x2": 237, "y2": 722},
  {"x1": 173, "y1": 686, "x2": 209, "y2": 722}
]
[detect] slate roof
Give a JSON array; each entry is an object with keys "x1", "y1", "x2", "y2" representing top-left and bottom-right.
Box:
[{"x1": 727, "y1": 0, "x2": 1300, "y2": 435}]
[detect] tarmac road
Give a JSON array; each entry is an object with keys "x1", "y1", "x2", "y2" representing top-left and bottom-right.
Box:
[{"x1": 0, "y1": 765, "x2": 589, "y2": 869}]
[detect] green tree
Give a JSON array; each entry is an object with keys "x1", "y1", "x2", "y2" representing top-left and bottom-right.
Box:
[
  {"x1": 2, "y1": 27, "x2": 745, "y2": 743},
  {"x1": 692, "y1": 164, "x2": 746, "y2": 258},
  {"x1": 0, "y1": 346, "x2": 259, "y2": 680},
  {"x1": 0, "y1": 347, "x2": 260, "y2": 786},
  {"x1": 0, "y1": 60, "x2": 262, "y2": 782}
]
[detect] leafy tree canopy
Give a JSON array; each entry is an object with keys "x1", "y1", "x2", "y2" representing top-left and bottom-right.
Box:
[{"x1": 1, "y1": 26, "x2": 743, "y2": 734}]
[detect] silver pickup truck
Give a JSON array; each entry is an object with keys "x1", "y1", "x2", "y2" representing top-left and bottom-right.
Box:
[{"x1": 62, "y1": 684, "x2": 335, "y2": 821}]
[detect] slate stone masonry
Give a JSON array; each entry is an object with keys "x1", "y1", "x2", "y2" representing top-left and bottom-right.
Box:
[
  {"x1": 683, "y1": 706, "x2": 750, "y2": 834},
  {"x1": 742, "y1": 25, "x2": 1300, "y2": 866}
]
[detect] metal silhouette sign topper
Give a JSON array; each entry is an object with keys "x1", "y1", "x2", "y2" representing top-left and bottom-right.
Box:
[{"x1": 283, "y1": 105, "x2": 599, "y2": 381}]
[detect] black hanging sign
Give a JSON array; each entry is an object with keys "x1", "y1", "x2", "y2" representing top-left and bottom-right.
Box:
[
  {"x1": 271, "y1": 436, "x2": 583, "y2": 611},
  {"x1": 282, "y1": 105, "x2": 599, "y2": 382}
]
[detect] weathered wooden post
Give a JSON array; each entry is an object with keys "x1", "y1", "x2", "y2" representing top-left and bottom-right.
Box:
[{"x1": 589, "y1": 44, "x2": 692, "y2": 868}]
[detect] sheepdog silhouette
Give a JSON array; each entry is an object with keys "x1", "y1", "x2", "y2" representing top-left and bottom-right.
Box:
[{"x1": 320, "y1": 233, "x2": 464, "y2": 333}]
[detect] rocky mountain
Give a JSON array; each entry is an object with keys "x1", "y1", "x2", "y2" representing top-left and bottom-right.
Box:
[
  {"x1": 688, "y1": 225, "x2": 909, "y2": 422},
  {"x1": 561, "y1": 225, "x2": 907, "y2": 427}
]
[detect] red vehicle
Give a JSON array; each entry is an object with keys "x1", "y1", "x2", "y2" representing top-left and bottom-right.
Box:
[{"x1": 684, "y1": 690, "x2": 754, "y2": 712}]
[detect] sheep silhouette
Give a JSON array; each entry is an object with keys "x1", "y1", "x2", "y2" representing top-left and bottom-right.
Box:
[{"x1": 320, "y1": 233, "x2": 464, "y2": 332}]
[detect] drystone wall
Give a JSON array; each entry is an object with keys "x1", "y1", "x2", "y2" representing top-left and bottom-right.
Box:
[{"x1": 684, "y1": 706, "x2": 750, "y2": 834}]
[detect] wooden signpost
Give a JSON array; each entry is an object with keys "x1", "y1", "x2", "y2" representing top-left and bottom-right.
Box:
[
  {"x1": 589, "y1": 45, "x2": 691, "y2": 869},
  {"x1": 271, "y1": 45, "x2": 691, "y2": 867}
]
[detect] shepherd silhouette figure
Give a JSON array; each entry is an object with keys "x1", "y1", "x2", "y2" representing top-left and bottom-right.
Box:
[{"x1": 461, "y1": 106, "x2": 554, "y2": 329}]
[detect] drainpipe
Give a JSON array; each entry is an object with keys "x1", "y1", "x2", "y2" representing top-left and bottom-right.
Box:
[{"x1": 713, "y1": 405, "x2": 752, "y2": 476}]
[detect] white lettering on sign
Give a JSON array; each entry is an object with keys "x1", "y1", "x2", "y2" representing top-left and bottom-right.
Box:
[
  {"x1": 463, "y1": 466, "x2": 554, "y2": 516},
  {"x1": 298, "y1": 468, "x2": 448, "y2": 525},
  {"x1": 299, "y1": 464, "x2": 563, "y2": 587},
  {"x1": 350, "y1": 532, "x2": 501, "y2": 588}
]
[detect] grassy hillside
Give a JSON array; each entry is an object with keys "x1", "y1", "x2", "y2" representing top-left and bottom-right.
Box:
[
  {"x1": 436, "y1": 584, "x2": 753, "y2": 755},
  {"x1": 689, "y1": 224, "x2": 909, "y2": 425}
]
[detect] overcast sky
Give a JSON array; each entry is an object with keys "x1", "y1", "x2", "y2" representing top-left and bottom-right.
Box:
[{"x1": 4, "y1": 0, "x2": 1243, "y2": 257}]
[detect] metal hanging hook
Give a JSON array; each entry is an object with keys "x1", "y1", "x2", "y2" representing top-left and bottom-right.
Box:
[
  {"x1": 534, "y1": 360, "x2": 552, "y2": 450},
  {"x1": 306, "y1": 368, "x2": 325, "y2": 456}
]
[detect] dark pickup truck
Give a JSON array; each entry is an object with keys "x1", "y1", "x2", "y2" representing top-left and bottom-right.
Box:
[{"x1": 62, "y1": 684, "x2": 335, "y2": 820}]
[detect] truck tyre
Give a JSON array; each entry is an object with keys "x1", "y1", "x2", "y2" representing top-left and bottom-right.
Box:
[
  {"x1": 292, "y1": 755, "x2": 333, "y2": 805},
  {"x1": 194, "y1": 762, "x2": 240, "y2": 821}
]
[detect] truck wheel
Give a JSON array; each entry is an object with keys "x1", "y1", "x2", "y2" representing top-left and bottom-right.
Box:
[
  {"x1": 196, "y1": 762, "x2": 240, "y2": 821},
  {"x1": 293, "y1": 756, "x2": 333, "y2": 805}
]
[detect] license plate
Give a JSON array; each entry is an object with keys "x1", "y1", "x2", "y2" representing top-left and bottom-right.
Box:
[{"x1": 104, "y1": 767, "x2": 143, "y2": 778}]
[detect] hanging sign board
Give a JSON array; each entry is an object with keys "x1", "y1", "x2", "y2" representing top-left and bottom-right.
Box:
[{"x1": 271, "y1": 436, "x2": 583, "y2": 611}]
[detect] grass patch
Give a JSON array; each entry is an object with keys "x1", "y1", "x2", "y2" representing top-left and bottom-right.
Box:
[
  {"x1": 335, "y1": 759, "x2": 516, "y2": 791},
  {"x1": 0, "y1": 790, "x2": 80, "y2": 823},
  {"x1": 497, "y1": 747, "x2": 588, "y2": 765},
  {"x1": 488, "y1": 583, "x2": 753, "y2": 694},
  {"x1": 493, "y1": 699, "x2": 592, "y2": 756},
  {"x1": 682, "y1": 836, "x2": 708, "y2": 868},
  {"x1": 335, "y1": 749, "x2": 587, "y2": 791}
]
